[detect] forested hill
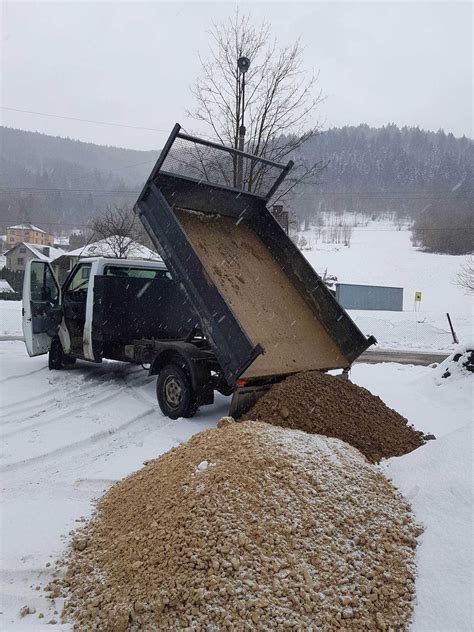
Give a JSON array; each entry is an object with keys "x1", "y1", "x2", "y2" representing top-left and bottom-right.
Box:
[
  {"x1": 1, "y1": 124, "x2": 472, "y2": 234},
  {"x1": 297, "y1": 124, "x2": 473, "y2": 218},
  {"x1": 0, "y1": 127, "x2": 159, "y2": 233}
]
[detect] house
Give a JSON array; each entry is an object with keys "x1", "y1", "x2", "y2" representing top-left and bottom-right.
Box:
[
  {"x1": 5, "y1": 242, "x2": 66, "y2": 273},
  {"x1": 6, "y1": 223, "x2": 54, "y2": 248},
  {"x1": 52, "y1": 237, "x2": 161, "y2": 283}
]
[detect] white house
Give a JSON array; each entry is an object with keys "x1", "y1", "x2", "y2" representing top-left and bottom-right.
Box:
[{"x1": 5, "y1": 242, "x2": 66, "y2": 273}]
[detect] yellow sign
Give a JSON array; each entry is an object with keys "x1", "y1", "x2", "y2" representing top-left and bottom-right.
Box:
[{"x1": 415, "y1": 291, "x2": 422, "y2": 301}]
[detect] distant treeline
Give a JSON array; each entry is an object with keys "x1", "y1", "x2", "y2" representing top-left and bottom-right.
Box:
[
  {"x1": 292, "y1": 123, "x2": 473, "y2": 219},
  {"x1": 0, "y1": 124, "x2": 472, "y2": 254}
]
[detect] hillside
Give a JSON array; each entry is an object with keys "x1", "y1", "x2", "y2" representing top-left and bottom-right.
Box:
[
  {"x1": 0, "y1": 124, "x2": 472, "y2": 234},
  {"x1": 0, "y1": 127, "x2": 159, "y2": 233},
  {"x1": 296, "y1": 124, "x2": 473, "y2": 220}
]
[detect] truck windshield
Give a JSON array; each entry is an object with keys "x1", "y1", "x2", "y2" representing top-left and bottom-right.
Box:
[{"x1": 104, "y1": 266, "x2": 172, "y2": 281}]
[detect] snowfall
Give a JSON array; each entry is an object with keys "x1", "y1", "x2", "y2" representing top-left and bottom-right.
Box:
[{"x1": 0, "y1": 221, "x2": 472, "y2": 630}]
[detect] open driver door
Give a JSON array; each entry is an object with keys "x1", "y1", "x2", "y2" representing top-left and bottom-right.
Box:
[{"x1": 22, "y1": 259, "x2": 61, "y2": 357}]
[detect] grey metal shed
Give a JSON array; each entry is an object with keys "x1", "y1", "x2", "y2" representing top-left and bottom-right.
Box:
[{"x1": 336, "y1": 283, "x2": 403, "y2": 311}]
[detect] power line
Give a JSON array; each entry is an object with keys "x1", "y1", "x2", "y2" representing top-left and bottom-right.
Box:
[
  {"x1": 0, "y1": 186, "x2": 138, "y2": 195},
  {"x1": 0, "y1": 185, "x2": 471, "y2": 198},
  {"x1": 1, "y1": 106, "x2": 170, "y2": 134},
  {"x1": 109, "y1": 159, "x2": 156, "y2": 172},
  {"x1": 0, "y1": 217, "x2": 471, "y2": 231}
]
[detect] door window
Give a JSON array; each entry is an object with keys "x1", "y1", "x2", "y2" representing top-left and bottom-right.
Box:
[
  {"x1": 63, "y1": 263, "x2": 91, "y2": 301},
  {"x1": 104, "y1": 265, "x2": 172, "y2": 281},
  {"x1": 30, "y1": 261, "x2": 59, "y2": 305}
]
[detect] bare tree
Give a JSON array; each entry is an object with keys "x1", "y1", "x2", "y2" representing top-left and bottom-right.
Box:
[
  {"x1": 457, "y1": 256, "x2": 474, "y2": 294},
  {"x1": 188, "y1": 11, "x2": 326, "y2": 199},
  {"x1": 89, "y1": 205, "x2": 151, "y2": 259}
]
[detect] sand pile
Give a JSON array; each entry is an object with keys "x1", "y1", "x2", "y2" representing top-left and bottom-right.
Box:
[
  {"x1": 56, "y1": 421, "x2": 421, "y2": 631},
  {"x1": 242, "y1": 371, "x2": 426, "y2": 462}
]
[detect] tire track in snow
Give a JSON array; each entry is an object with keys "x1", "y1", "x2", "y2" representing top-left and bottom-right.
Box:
[
  {"x1": 1, "y1": 386, "x2": 126, "y2": 439},
  {"x1": 1, "y1": 365, "x2": 150, "y2": 421},
  {"x1": 1, "y1": 389, "x2": 63, "y2": 417},
  {"x1": 0, "y1": 365, "x2": 47, "y2": 383},
  {"x1": 1, "y1": 367, "x2": 105, "y2": 415},
  {"x1": 0, "y1": 407, "x2": 159, "y2": 474},
  {"x1": 1, "y1": 372, "x2": 121, "y2": 425},
  {"x1": 0, "y1": 378, "x2": 118, "y2": 424}
]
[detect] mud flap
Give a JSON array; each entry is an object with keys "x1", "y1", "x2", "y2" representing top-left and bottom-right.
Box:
[{"x1": 228, "y1": 383, "x2": 273, "y2": 420}]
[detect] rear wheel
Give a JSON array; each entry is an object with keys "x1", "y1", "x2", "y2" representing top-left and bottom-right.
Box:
[
  {"x1": 48, "y1": 337, "x2": 76, "y2": 370},
  {"x1": 156, "y1": 364, "x2": 197, "y2": 419}
]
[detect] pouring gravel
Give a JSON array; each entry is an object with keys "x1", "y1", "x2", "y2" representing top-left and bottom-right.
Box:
[{"x1": 242, "y1": 370, "x2": 428, "y2": 462}]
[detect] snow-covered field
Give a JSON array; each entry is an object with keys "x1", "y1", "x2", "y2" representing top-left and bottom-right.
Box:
[
  {"x1": 0, "y1": 220, "x2": 472, "y2": 629},
  {"x1": 304, "y1": 220, "x2": 472, "y2": 351}
]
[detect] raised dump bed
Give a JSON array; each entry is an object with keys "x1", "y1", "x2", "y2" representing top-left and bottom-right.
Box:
[{"x1": 135, "y1": 124, "x2": 374, "y2": 386}]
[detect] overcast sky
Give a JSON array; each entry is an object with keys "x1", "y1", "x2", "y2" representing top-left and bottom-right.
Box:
[{"x1": 1, "y1": 1, "x2": 472, "y2": 151}]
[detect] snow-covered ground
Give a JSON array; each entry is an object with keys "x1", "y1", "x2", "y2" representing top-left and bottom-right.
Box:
[
  {"x1": 0, "y1": 302, "x2": 22, "y2": 337},
  {"x1": 303, "y1": 220, "x2": 472, "y2": 351},
  {"x1": 1, "y1": 220, "x2": 472, "y2": 629},
  {"x1": 1, "y1": 345, "x2": 472, "y2": 629},
  {"x1": 0, "y1": 342, "x2": 226, "y2": 629}
]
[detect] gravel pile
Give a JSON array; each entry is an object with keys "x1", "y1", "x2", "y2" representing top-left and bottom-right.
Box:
[
  {"x1": 242, "y1": 371, "x2": 427, "y2": 462},
  {"x1": 56, "y1": 420, "x2": 421, "y2": 631}
]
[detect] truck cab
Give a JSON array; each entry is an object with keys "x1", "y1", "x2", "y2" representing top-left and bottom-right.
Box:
[
  {"x1": 23, "y1": 257, "x2": 170, "y2": 362},
  {"x1": 23, "y1": 256, "x2": 223, "y2": 419}
]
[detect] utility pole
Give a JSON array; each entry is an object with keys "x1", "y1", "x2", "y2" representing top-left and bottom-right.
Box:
[{"x1": 236, "y1": 56, "x2": 250, "y2": 189}]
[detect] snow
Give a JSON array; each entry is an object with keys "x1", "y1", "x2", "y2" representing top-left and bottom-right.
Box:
[
  {"x1": 0, "y1": 301, "x2": 22, "y2": 336},
  {"x1": 302, "y1": 220, "x2": 473, "y2": 351},
  {"x1": 1, "y1": 340, "x2": 471, "y2": 629},
  {"x1": 64, "y1": 238, "x2": 160, "y2": 261},
  {"x1": 9, "y1": 224, "x2": 47, "y2": 234},
  {"x1": 0, "y1": 280, "x2": 14, "y2": 293},
  {"x1": 0, "y1": 341, "x2": 225, "y2": 628},
  {"x1": 4, "y1": 242, "x2": 66, "y2": 262},
  {"x1": 352, "y1": 352, "x2": 473, "y2": 631},
  {"x1": 385, "y1": 424, "x2": 472, "y2": 632},
  {"x1": 0, "y1": 219, "x2": 472, "y2": 629}
]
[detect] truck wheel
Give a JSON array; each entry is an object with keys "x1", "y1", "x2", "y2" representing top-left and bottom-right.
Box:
[
  {"x1": 49, "y1": 337, "x2": 76, "y2": 370},
  {"x1": 156, "y1": 364, "x2": 197, "y2": 419}
]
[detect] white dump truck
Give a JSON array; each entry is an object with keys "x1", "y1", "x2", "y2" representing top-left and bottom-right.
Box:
[{"x1": 22, "y1": 124, "x2": 375, "y2": 419}]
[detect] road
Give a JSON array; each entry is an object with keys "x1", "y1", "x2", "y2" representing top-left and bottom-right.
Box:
[
  {"x1": 358, "y1": 349, "x2": 449, "y2": 366},
  {"x1": 0, "y1": 335, "x2": 450, "y2": 366}
]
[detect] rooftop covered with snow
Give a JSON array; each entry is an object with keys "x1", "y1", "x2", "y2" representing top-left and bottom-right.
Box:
[
  {"x1": 56, "y1": 238, "x2": 161, "y2": 262},
  {"x1": 8, "y1": 223, "x2": 49, "y2": 234},
  {"x1": 4, "y1": 242, "x2": 66, "y2": 262}
]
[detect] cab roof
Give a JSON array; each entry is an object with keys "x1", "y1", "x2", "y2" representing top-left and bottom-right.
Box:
[{"x1": 78, "y1": 257, "x2": 167, "y2": 269}]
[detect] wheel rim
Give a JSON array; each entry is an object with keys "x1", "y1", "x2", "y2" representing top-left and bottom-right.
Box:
[{"x1": 164, "y1": 375, "x2": 183, "y2": 409}]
